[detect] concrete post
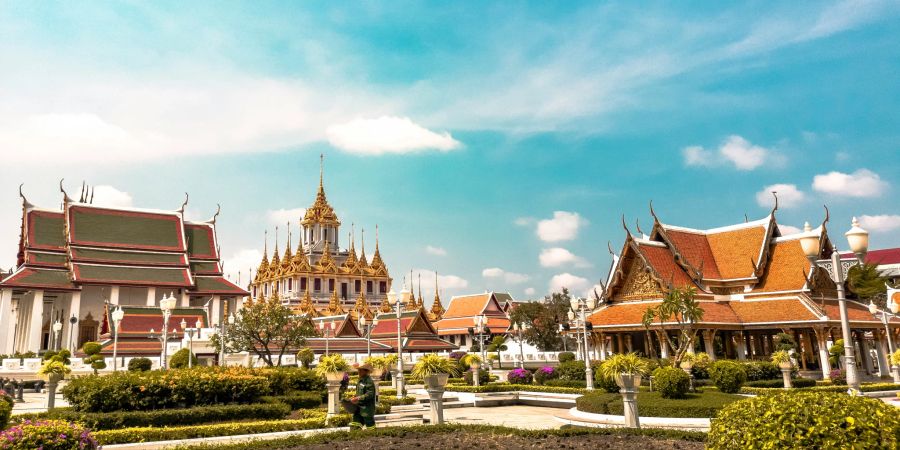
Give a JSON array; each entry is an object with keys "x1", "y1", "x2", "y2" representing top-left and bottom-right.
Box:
[
  {"x1": 781, "y1": 368, "x2": 792, "y2": 389},
  {"x1": 874, "y1": 332, "x2": 889, "y2": 377},
  {"x1": 618, "y1": 375, "x2": 640, "y2": 429},
  {"x1": 27, "y1": 290, "x2": 44, "y2": 352},
  {"x1": 390, "y1": 368, "x2": 398, "y2": 389},
  {"x1": 426, "y1": 387, "x2": 446, "y2": 425},
  {"x1": 735, "y1": 332, "x2": 747, "y2": 360},
  {"x1": 211, "y1": 295, "x2": 222, "y2": 326},
  {"x1": 598, "y1": 333, "x2": 606, "y2": 361},
  {"x1": 325, "y1": 380, "x2": 341, "y2": 419},
  {"x1": 815, "y1": 328, "x2": 832, "y2": 380}
]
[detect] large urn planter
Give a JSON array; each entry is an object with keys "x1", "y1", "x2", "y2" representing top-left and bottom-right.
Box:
[
  {"x1": 45, "y1": 372, "x2": 64, "y2": 410},
  {"x1": 470, "y1": 363, "x2": 481, "y2": 387},
  {"x1": 372, "y1": 368, "x2": 385, "y2": 381},
  {"x1": 424, "y1": 373, "x2": 450, "y2": 390},
  {"x1": 892, "y1": 365, "x2": 900, "y2": 384},
  {"x1": 325, "y1": 371, "x2": 345, "y2": 418},
  {"x1": 615, "y1": 373, "x2": 641, "y2": 429}
]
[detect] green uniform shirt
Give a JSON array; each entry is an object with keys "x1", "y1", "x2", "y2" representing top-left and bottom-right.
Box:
[{"x1": 355, "y1": 375, "x2": 377, "y2": 418}]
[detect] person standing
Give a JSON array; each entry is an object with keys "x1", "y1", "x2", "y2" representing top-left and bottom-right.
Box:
[{"x1": 351, "y1": 363, "x2": 377, "y2": 428}]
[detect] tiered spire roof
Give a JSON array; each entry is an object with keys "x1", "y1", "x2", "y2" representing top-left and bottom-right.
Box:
[{"x1": 301, "y1": 154, "x2": 340, "y2": 227}]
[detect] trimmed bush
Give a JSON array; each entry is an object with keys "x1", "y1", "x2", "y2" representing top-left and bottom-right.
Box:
[
  {"x1": 0, "y1": 393, "x2": 12, "y2": 430},
  {"x1": 0, "y1": 419, "x2": 98, "y2": 449},
  {"x1": 829, "y1": 368, "x2": 847, "y2": 385},
  {"x1": 532, "y1": 366, "x2": 558, "y2": 385},
  {"x1": 652, "y1": 366, "x2": 690, "y2": 399},
  {"x1": 708, "y1": 360, "x2": 747, "y2": 394},
  {"x1": 577, "y1": 390, "x2": 742, "y2": 418},
  {"x1": 543, "y1": 379, "x2": 587, "y2": 388},
  {"x1": 260, "y1": 391, "x2": 321, "y2": 410},
  {"x1": 169, "y1": 348, "x2": 199, "y2": 369},
  {"x1": 574, "y1": 391, "x2": 620, "y2": 414},
  {"x1": 446, "y1": 383, "x2": 587, "y2": 394},
  {"x1": 557, "y1": 352, "x2": 576, "y2": 363},
  {"x1": 62, "y1": 367, "x2": 271, "y2": 412},
  {"x1": 463, "y1": 368, "x2": 489, "y2": 385},
  {"x1": 258, "y1": 367, "x2": 325, "y2": 395},
  {"x1": 741, "y1": 360, "x2": 779, "y2": 381},
  {"x1": 744, "y1": 378, "x2": 816, "y2": 389},
  {"x1": 740, "y1": 381, "x2": 900, "y2": 396},
  {"x1": 127, "y1": 357, "x2": 152, "y2": 372},
  {"x1": 13, "y1": 403, "x2": 291, "y2": 430},
  {"x1": 82, "y1": 341, "x2": 105, "y2": 374},
  {"x1": 506, "y1": 368, "x2": 532, "y2": 384},
  {"x1": 558, "y1": 360, "x2": 586, "y2": 381},
  {"x1": 708, "y1": 392, "x2": 900, "y2": 448}
]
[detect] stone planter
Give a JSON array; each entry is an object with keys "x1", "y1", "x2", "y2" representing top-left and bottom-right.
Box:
[
  {"x1": 424, "y1": 373, "x2": 449, "y2": 390},
  {"x1": 390, "y1": 368, "x2": 399, "y2": 389},
  {"x1": 470, "y1": 364, "x2": 481, "y2": 387},
  {"x1": 372, "y1": 368, "x2": 384, "y2": 381},
  {"x1": 778, "y1": 361, "x2": 793, "y2": 370},
  {"x1": 424, "y1": 373, "x2": 450, "y2": 425},
  {"x1": 324, "y1": 372, "x2": 345, "y2": 418},
  {"x1": 779, "y1": 367, "x2": 792, "y2": 389},
  {"x1": 45, "y1": 373, "x2": 64, "y2": 410},
  {"x1": 614, "y1": 373, "x2": 641, "y2": 428},
  {"x1": 892, "y1": 365, "x2": 900, "y2": 384}
]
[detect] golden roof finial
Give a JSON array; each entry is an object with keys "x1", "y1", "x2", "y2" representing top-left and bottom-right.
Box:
[
  {"x1": 270, "y1": 226, "x2": 281, "y2": 268},
  {"x1": 417, "y1": 272, "x2": 424, "y2": 308},
  {"x1": 379, "y1": 294, "x2": 392, "y2": 313},
  {"x1": 350, "y1": 291, "x2": 373, "y2": 322},
  {"x1": 370, "y1": 224, "x2": 386, "y2": 275},
  {"x1": 429, "y1": 271, "x2": 445, "y2": 321},
  {"x1": 324, "y1": 288, "x2": 345, "y2": 316},
  {"x1": 302, "y1": 154, "x2": 340, "y2": 227},
  {"x1": 358, "y1": 228, "x2": 369, "y2": 270},
  {"x1": 255, "y1": 230, "x2": 270, "y2": 284},
  {"x1": 295, "y1": 283, "x2": 319, "y2": 317}
]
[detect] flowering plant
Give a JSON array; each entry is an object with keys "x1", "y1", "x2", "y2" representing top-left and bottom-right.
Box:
[
  {"x1": 533, "y1": 366, "x2": 558, "y2": 385},
  {"x1": 507, "y1": 368, "x2": 533, "y2": 384},
  {"x1": 0, "y1": 419, "x2": 97, "y2": 449}
]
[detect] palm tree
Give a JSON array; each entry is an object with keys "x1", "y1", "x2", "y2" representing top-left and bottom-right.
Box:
[
  {"x1": 847, "y1": 263, "x2": 889, "y2": 302},
  {"x1": 487, "y1": 336, "x2": 508, "y2": 369}
]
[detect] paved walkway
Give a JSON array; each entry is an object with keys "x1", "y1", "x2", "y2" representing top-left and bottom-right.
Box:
[{"x1": 442, "y1": 405, "x2": 563, "y2": 430}]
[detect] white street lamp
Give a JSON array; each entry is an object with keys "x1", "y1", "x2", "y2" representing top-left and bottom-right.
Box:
[
  {"x1": 359, "y1": 316, "x2": 379, "y2": 359},
  {"x1": 800, "y1": 218, "x2": 868, "y2": 393},
  {"x1": 159, "y1": 292, "x2": 176, "y2": 369},
  {"x1": 219, "y1": 312, "x2": 235, "y2": 366},
  {"x1": 570, "y1": 297, "x2": 595, "y2": 391},
  {"x1": 387, "y1": 288, "x2": 406, "y2": 398},
  {"x1": 474, "y1": 315, "x2": 488, "y2": 367},
  {"x1": 51, "y1": 320, "x2": 63, "y2": 352},
  {"x1": 111, "y1": 307, "x2": 124, "y2": 371}
]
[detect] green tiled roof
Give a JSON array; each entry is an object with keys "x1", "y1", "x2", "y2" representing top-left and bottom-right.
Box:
[
  {"x1": 74, "y1": 264, "x2": 191, "y2": 286},
  {"x1": 193, "y1": 276, "x2": 248, "y2": 295},
  {"x1": 2, "y1": 268, "x2": 75, "y2": 289},
  {"x1": 190, "y1": 261, "x2": 220, "y2": 273},
  {"x1": 30, "y1": 252, "x2": 68, "y2": 265},
  {"x1": 71, "y1": 248, "x2": 185, "y2": 265},
  {"x1": 185, "y1": 224, "x2": 215, "y2": 258},
  {"x1": 29, "y1": 212, "x2": 66, "y2": 249},
  {"x1": 69, "y1": 206, "x2": 183, "y2": 251}
]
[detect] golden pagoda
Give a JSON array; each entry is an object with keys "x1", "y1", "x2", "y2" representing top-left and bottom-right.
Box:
[{"x1": 429, "y1": 273, "x2": 445, "y2": 321}]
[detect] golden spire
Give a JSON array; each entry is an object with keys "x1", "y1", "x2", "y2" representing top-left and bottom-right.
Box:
[
  {"x1": 379, "y1": 294, "x2": 392, "y2": 313},
  {"x1": 404, "y1": 272, "x2": 417, "y2": 311},
  {"x1": 342, "y1": 225, "x2": 359, "y2": 272},
  {"x1": 280, "y1": 222, "x2": 293, "y2": 274},
  {"x1": 429, "y1": 271, "x2": 445, "y2": 321},
  {"x1": 255, "y1": 230, "x2": 270, "y2": 284},
  {"x1": 350, "y1": 291, "x2": 373, "y2": 322},
  {"x1": 317, "y1": 238, "x2": 337, "y2": 273},
  {"x1": 370, "y1": 224, "x2": 387, "y2": 275},
  {"x1": 301, "y1": 154, "x2": 340, "y2": 227},
  {"x1": 417, "y1": 272, "x2": 424, "y2": 309},
  {"x1": 295, "y1": 283, "x2": 319, "y2": 317},
  {"x1": 323, "y1": 288, "x2": 345, "y2": 316},
  {"x1": 270, "y1": 226, "x2": 281, "y2": 271},
  {"x1": 357, "y1": 228, "x2": 370, "y2": 271}
]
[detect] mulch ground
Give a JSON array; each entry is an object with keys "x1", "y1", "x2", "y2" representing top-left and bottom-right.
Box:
[{"x1": 285, "y1": 431, "x2": 704, "y2": 450}]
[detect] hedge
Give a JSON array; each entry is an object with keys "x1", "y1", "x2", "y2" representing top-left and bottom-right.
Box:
[
  {"x1": 257, "y1": 367, "x2": 325, "y2": 395},
  {"x1": 260, "y1": 391, "x2": 322, "y2": 410},
  {"x1": 744, "y1": 378, "x2": 816, "y2": 389},
  {"x1": 175, "y1": 423, "x2": 706, "y2": 450},
  {"x1": 708, "y1": 392, "x2": 900, "y2": 448},
  {"x1": 708, "y1": 360, "x2": 747, "y2": 394},
  {"x1": 444, "y1": 383, "x2": 587, "y2": 394},
  {"x1": 740, "y1": 382, "x2": 900, "y2": 396},
  {"x1": 652, "y1": 367, "x2": 690, "y2": 399},
  {"x1": 576, "y1": 390, "x2": 742, "y2": 418},
  {"x1": 93, "y1": 414, "x2": 352, "y2": 445},
  {"x1": 542, "y1": 379, "x2": 587, "y2": 388},
  {"x1": 12, "y1": 403, "x2": 291, "y2": 430}
]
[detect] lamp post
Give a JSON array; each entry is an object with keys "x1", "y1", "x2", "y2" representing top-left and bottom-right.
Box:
[
  {"x1": 51, "y1": 320, "x2": 62, "y2": 352},
  {"x1": 319, "y1": 320, "x2": 336, "y2": 356},
  {"x1": 181, "y1": 318, "x2": 201, "y2": 368},
  {"x1": 387, "y1": 288, "x2": 406, "y2": 399},
  {"x1": 513, "y1": 322, "x2": 529, "y2": 369},
  {"x1": 800, "y1": 217, "x2": 869, "y2": 393},
  {"x1": 219, "y1": 313, "x2": 235, "y2": 366},
  {"x1": 158, "y1": 293, "x2": 177, "y2": 369},
  {"x1": 359, "y1": 316, "x2": 379, "y2": 359},
  {"x1": 111, "y1": 307, "x2": 124, "y2": 371},
  {"x1": 68, "y1": 316, "x2": 78, "y2": 351},
  {"x1": 474, "y1": 315, "x2": 488, "y2": 368},
  {"x1": 570, "y1": 296, "x2": 596, "y2": 391}
]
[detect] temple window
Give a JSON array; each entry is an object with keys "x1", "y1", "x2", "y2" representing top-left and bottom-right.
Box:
[
  {"x1": 301, "y1": 277, "x2": 307, "y2": 291},
  {"x1": 366, "y1": 280, "x2": 373, "y2": 294},
  {"x1": 379, "y1": 281, "x2": 387, "y2": 294},
  {"x1": 328, "y1": 279, "x2": 335, "y2": 292},
  {"x1": 314, "y1": 278, "x2": 321, "y2": 292},
  {"x1": 341, "y1": 283, "x2": 348, "y2": 299},
  {"x1": 287, "y1": 278, "x2": 293, "y2": 291},
  {"x1": 354, "y1": 279, "x2": 361, "y2": 293}
]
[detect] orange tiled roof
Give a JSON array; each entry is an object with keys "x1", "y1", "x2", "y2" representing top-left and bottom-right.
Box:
[
  {"x1": 637, "y1": 244, "x2": 694, "y2": 288},
  {"x1": 434, "y1": 316, "x2": 510, "y2": 335},
  {"x1": 729, "y1": 299, "x2": 818, "y2": 324},
  {"x1": 705, "y1": 226, "x2": 767, "y2": 279},
  {"x1": 589, "y1": 297, "x2": 824, "y2": 328},
  {"x1": 665, "y1": 230, "x2": 722, "y2": 279},
  {"x1": 442, "y1": 293, "x2": 491, "y2": 318},
  {"x1": 753, "y1": 239, "x2": 811, "y2": 293},
  {"x1": 820, "y1": 300, "x2": 882, "y2": 323}
]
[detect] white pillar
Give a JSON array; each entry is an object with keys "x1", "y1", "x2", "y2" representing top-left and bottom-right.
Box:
[
  {"x1": 875, "y1": 332, "x2": 890, "y2": 377},
  {"x1": 598, "y1": 333, "x2": 606, "y2": 361},
  {"x1": 109, "y1": 286, "x2": 120, "y2": 305},
  {"x1": 146, "y1": 287, "x2": 157, "y2": 306},
  {"x1": 0, "y1": 289, "x2": 14, "y2": 354},
  {"x1": 211, "y1": 295, "x2": 221, "y2": 326},
  {"x1": 180, "y1": 291, "x2": 190, "y2": 307},
  {"x1": 857, "y1": 335, "x2": 874, "y2": 375},
  {"x1": 735, "y1": 332, "x2": 747, "y2": 360},
  {"x1": 658, "y1": 332, "x2": 669, "y2": 359},
  {"x1": 67, "y1": 292, "x2": 82, "y2": 351},
  {"x1": 27, "y1": 290, "x2": 45, "y2": 352},
  {"x1": 703, "y1": 330, "x2": 717, "y2": 361},
  {"x1": 815, "y1": 328, "x2": 832, "y2": 379}
]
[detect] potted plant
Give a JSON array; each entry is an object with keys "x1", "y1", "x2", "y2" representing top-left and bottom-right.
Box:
[
  {"x1": 365, "y1": 356, "x2": 387, "y2": 380},
  {"x1": 37, "y1": 359, "x2": 71, "y2": 409},
  {"x1": 316, "y1": 354, "x2": 350, "y2": 382},
  {"x1": 890, "y1": 350, "x2": 900, "y2": 383},
  {"x1": 411, "y1": 354, "x2": 460, "y2": 390},
  {"x1": 679, "y1": 353, "x2": 695, "y2": 371},
  {"x1": 600, "y1": 353, "x2": 650, "y2": 389},
  {"x1": 462, "y1": 353, "x2": 482, "y2": 370},
  {"x1": 771, "y1": 350, "x2": 793, "y2": 369}
]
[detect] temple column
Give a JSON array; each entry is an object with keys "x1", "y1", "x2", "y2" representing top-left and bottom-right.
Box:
[
  {"x1": 875, "y1": 331, "x2": 890, "y2": 377},
  {"x1": 814, "y1": 327, "x2": 832, "y2": 379},
  {"x1": 625, "y1": 335, "x2": 633, "y2": 353},
  {"x1": 0, "y1": 289, "x2": 14, "y2": 355},
  {"x1": 745, "y1": 333, "x2": 755, "y2": 358},
  {"x1": 146, "y1": 287, "x2": 157, "y2": 306},
  {"x1": 110, "y1": 285, "x2": 120, "y2": 305},
  {"x1": 66, "y1": 291, "x2": 81, "y2": 351},
  {"x1": 735, "y1": 331, "x2": 747, "y2": 360},
  {"x1": 27, "y1": 290, "x2": 45, "y2": 352},
  {"x1": 856, "y1": 332, "x2": 873, "y2": 375},
  {"x1": 657, "y1": 331, "x2": 669, "y2": 359},
  {"x1": 180, "y1": 291, "x2": 190, "y2": 307},
  {"x1": 703, "y1": 330, "x2": 716, "y2": 360},
  {"x1": 616, "y1": 334, "x2": 624, "y2": 355},
  {"x1": 598, "y1": 333, "x2": 606, "y2": 361},
  {"x1": 211, "y1": 295, "x2": 222, "y2": 326}
]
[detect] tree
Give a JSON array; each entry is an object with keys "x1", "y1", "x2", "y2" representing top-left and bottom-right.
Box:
[
  {"x1": 773, "y1": 332, "x2": 797, "y2": 352},
  {"x1": 211, "y1": 296, "x2": 316, "y2": 367},
  {"x1": 847, "y1": 263, "x2": 889, "y2": 302},
  {"x1": 169, "y1": 348, "x2": 198, "y2": 369},
  {"x1": 508, "y1": 289, "x2": 576, "y2": 351},
  {"x1": 486, "y1": 336, "x2": 508, "y2": 369},
  {"x1": 296, "y1": 347, "x2": 315, "y2": 369},
  {"x1": 641, "y1": 287, "x2": 704, "y2": 366},
  {"x1": 82, "y1": 342, "x2": 105, "y2": 375}
]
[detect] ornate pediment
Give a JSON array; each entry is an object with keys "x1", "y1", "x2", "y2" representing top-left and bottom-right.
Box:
[{"x1": 614, "y1": 256, "x2": 665, "y2": 301}]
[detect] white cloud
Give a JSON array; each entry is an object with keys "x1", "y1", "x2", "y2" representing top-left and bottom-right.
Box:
[
  {"x1": 89, "y1": 185, "x2": 133, "y2": 208},
  {"x1": 410, "y1": 269, "x2": 469, "y2": 298},
  {"x1": 482, "y1": 267, "x2": 530, "y2": 284},
  {"x1": 549, "y1": 273, "x2": 591, "y2": 295},
  {"x1": 425, "y1": 245, "x2": 447, "y2": 256},
  {"x1": 858, "y1": 215, "x2": 900, "y2": 233},
  {"x1": 266, "y1": 208, "x2": 306, "y2": 227},
  {"x1": 812, "y1": 169, "x2": 888, "y2": 198},
  {"x1": 223, "y1": 248, "x2": 264, "y2": 284},
  {"x1": 524, "y1": 287, "x2": 536, "y2": 296},
  {"x1": 326, "y1": 116, "x2": 461, "y2": 155},
  {"x1": 755, "y1": 183, "x2": 806, "y2": 208},
  {"x1": 539, "y1": 247, "x2": 592, "y2": 268},
  {"x1": 778, "y1": 224, "x2": 803, "y2": 235},
  {"x1": 514, "y1": 217, "x2": 534, "y2": 227},
  {"x1": 684, "y1": 136, "x2": 780, "y2": 171},
  {"x1": 536, "y1": 211, "x2": 587, "y2": 242}
]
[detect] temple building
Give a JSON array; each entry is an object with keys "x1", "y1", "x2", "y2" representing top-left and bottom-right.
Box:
[
  {"x1": 433, "y1": 292, "x2": 513, "y2": 350},
  {"x1": 0, "y1": 184, "x2": 248, "y2": 356},
  {"x1": 588, "y1": 203, "x2": 896, "y2": 380},
  {"x1": 249, "y1": 157, "x2": 394, "y2": 318}
]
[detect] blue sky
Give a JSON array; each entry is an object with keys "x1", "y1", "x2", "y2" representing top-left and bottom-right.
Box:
[{"x1": 1, "y1": 1, "x2": 899, "y2": 300}]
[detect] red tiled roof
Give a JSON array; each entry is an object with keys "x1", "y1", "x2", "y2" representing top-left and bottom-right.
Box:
[
  {"x1": 589, "y1": 298, "x2": 821, "y2": 328},
  {"x1": 730, "y1": 299, "x2": 818, "y2": 324},
  {"x1": 753, "y1": 239, "x2": 811, "y2": 293},
  {"x1": 705, "y1": 226, "x2": 767, "y2": 279},
  {"x1": 434, "y1": 316, "x2": 510, "y2": 335},
  {"x1": 841, "y1": 248, "x2": 900, "y2": 265},
  {"x1": 665, "y1": 230, "x2": 722, "y2": 279},
  {"x1": 637, "y1": 244, "x2": 694, "y2": 288},
  {"x1": 820, "y1": 300, "x2": 881, "y2": 323}
]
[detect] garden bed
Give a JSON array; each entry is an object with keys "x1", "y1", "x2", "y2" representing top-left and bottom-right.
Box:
[{"x1": 576, "y1": 390, "x2": 744, "y2": 418}]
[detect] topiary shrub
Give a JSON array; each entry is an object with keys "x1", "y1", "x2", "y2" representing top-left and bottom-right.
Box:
[
  {"x1": 740, "y1": 360, "x2": 779, "y2": 381},
  {"x1": 463, "y1": 368, "x2": 489, "y2": 385},
  {"x1": 82, "y1": 342, "x2": 106, "y2": 375},
  {"x1": 533, "y1": 366, "x2": 558, "y2": 385},
  {"x1": 708, "y1": 360, "x2": 747, "y2": 394},
  {"x1": 169, "y1": 348, "x2": 199, "y2": 369},
  {"x1": 829, "y1": 368, "x2": 847, "y2": 385},
  {"x1": 557, "y1": 352, "x2": 576, "y2": 363},
  {"x1": 558, "y1": 360, "x2": 586, "y2": 381},
  {"x1": 689, "y1": 352, "x2": 711, "y2": 379},
  {"x1": 127, "y1": 358, "x2": 152, "y2": 372},
  {"x1": 652, "y1": 366, "x2": 690, "y2": 399},
  {"x1": 296, "y1": 348, "x2": 314, "y2": 369},
  {"x1": 506, "y1": 368, "x2": 532, "y2": 384},
  {"x1": 708, "y1": 392, "x2": 900, "y2": 448},
  {"x1": 0, "y1": 419, "x2": 98, "y2": 449}
]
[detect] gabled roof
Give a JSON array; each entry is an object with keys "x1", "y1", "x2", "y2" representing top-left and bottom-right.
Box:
[
  {"x1": 101, "y1": 304, "x2": 209, "y2": 339},
  {"x1": 1, "y1": 267, "x2": 77, "y2": 291},
  {"x1": 67, "y1": 204, "x2": 186, "y2": 252}
]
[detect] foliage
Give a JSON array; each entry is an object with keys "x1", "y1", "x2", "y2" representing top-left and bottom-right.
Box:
[
  {"x1": 847, "y1": 263, "x2": 889, "y2": 300},
  {"x1": 577, "y1": 390, "x2": 742, "y2": 418},
  {"x1": 708, "y1": 392, "x2": 900, "y2": 449},
  {"x1": 770, "y1": 350, "x2": 792, "y2": 366},
  {"x1": 640, "y1": 287, "x2": 704, "y2": 366},
  {"x1": 740, "y1": 381, "x2": 900, "y2": 395},
  {"x1": 81, "y1": 341, "x2": 106, "y2": 375},
  {"x1": 445, "y1": 383, "x2": 588, "y2": 394},
  {"x1": 557, "y1": 360, "x2": 587, "y2": 381},
  {"x1": 172, "y1": 424, "x2": 707, "y2": 450},
  {"x1": 169, "y1": 348, "x2": 199, "y2": 369},
  {"x1": 892, "y1": 349, "x2": 900, "y2": 366},
  {"x1": 463, "y1": 368, "x2": 489, "y2": 385},
  {"x1": 486, "y1": 336, "x2": 508, "y2": 369},
  {"x1": 315, "y1": 354, "x2": 350, "y2": 377},
  {"x1": 597, "y1": 353, "x2": 650, "y2": 380},
  {"x1": 506, "y1": 368, "x2": 532, "y2": 384},
  {"x1": 507, "y1": 288, "x2": 576, "y2": 351},
  {"x1": 744, "y1": 378, "x2": 817, "y2": 389},
  {"x1": 0, "y1": 392, "x2": 11, "y2": 431},
  {"x1": 557, "y1": 352, "x2": 576, "y2": 363},
  {"x1": 259, "y1": 391, "x2": 322, "y2": 410},
  {"x1": 61, "y1": 367, "x2": 271, "y2": 412},
  {"x1": 708, "y1": 360, "x2": 747, "y2": 394},
  {"x1": 533, "y1": 366, "x2": 558, "y2": 385},
  {"x1": 411, "y1": 354, "x2": 460, "y2": 378},
  {"x1": 0, "y1": 419, "x2": 97, "y2": 449},
  {"x1": 127, "y1": 357, "x2": 152, "y2": 372},
  {"x1": 296, "y1": 348, "x2": 315, "y2": 369},
  {"x1": 41, "y1": 349, "x2": 71, "y2": 365},
  {"x1": 828, "y1": 339, "x2": 845, "y2": 367},
  {"x1": 211, "y1": 296, "x2": 317, "y2": 367},
  {"x1": 14, "y1": 402, "x2": 291, "y2": 430},
  {"x1": 829, "y1": 368, "x2": 847, "y2": 385},
  {"x1": 742, "y1": 360, "x2": 780, "y2": 381},
  {"x1": 773, "y1": 332, "x2": 797, "y2": 352},
  {"x1": 460, "y1": 353, "x2": 482, "y2": 368},
  {"x1": 592, "y1": 365, "x2": 621, "y2": 393},
  {"x1": 688, "y1": 352, "x2": 711, "y2": 379},
  {"x1": 652, "y1": 366, "x2": 690, "y2": 399},
  {"x1": 259, "y1": 367, "x2": 324, "y2": 395},
  {"x1": 37, "y1": 360, "x2": 70, "y2": 379},
  {"x1": 543, "y1": 379, "x2": 587, "y2": 388}
]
